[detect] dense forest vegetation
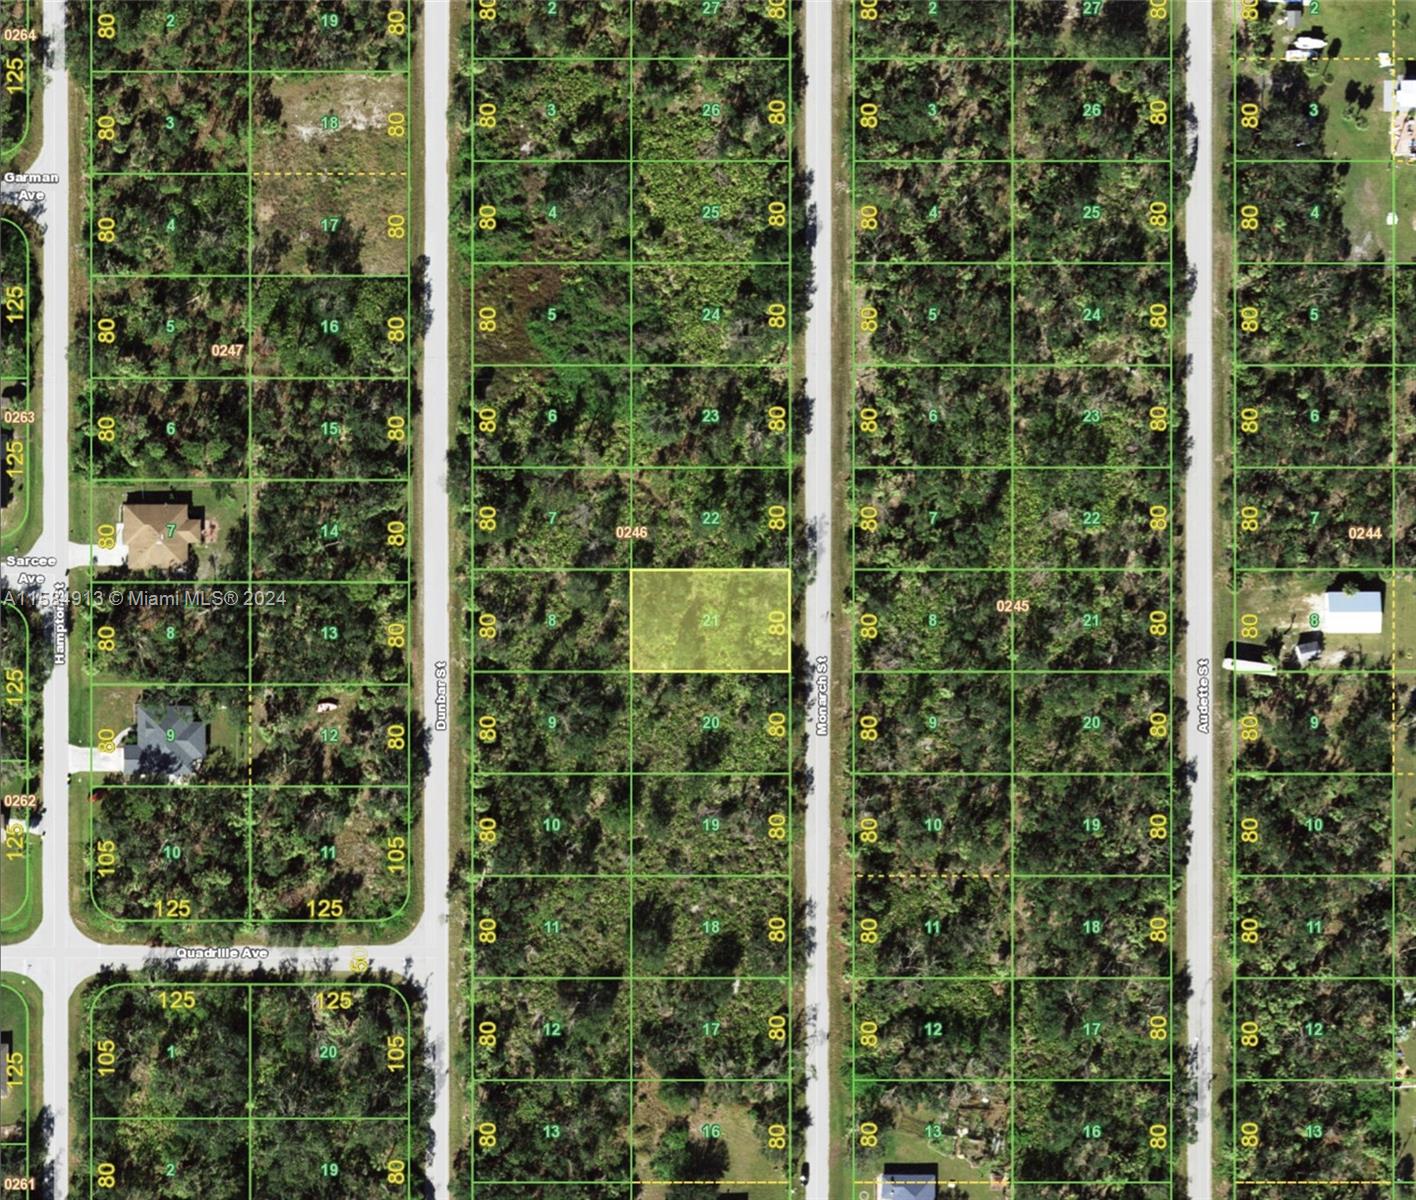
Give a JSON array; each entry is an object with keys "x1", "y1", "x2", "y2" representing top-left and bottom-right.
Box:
[
  {"x1": 0, "y1": 592, "x2": 51, "y2": 800},
  {"x1": 0, "y1": 590, "x2": 51, "y2": 941},
  {"x1": 69, "y1": 0, "x2": 424, "y2": 946},
  {"x1": 1223, "y1": 0, "x2": 1416, "y2": 1188},
  {"x1": 457, "y1": 1, "x2": 810, "y2": 1194},
  {"x1": 847, "y1": 0, "x2": 1183, "y2": 1190},
  {"x1": 1, "y1": 209, "x2": 39, "y2": 552},
  {"x1": 71, "y1": 969, "x2": 433, "y2": 1197}
]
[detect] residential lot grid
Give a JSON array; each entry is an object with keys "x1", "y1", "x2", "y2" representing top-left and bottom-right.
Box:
[
  {"x1": 1228, "y1": 0, "x2": 1416, "y2": 1194},
  {"x1": 81, "y1": 0, "x2": 417, "y2": 933},
  {"x1": 82, "y1": 980, "x2": 414, "y2": 1198},
  {"x1": 850, "y1": 1, "x2": 1177, "y2": 1195},
  {"x1": 468, "y1": 1, "x2": 799, "y2": 1196}
]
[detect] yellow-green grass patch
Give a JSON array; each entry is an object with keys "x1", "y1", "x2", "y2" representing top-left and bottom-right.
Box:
[{"x1": 629, "y1": 568, "x2": 790, "y2": 673}]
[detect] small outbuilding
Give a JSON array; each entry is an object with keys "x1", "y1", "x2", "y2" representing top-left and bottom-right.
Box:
[
  {"x1": 1294, "y1": 631, "x2": 1323, "y2": 667},
  {"x1": 1223, "y1": 641, "x2": 1276, "y2": 674}
]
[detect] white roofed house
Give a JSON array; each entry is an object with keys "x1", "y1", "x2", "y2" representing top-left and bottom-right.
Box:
[
  {"x1": 1321, "y1": 589, "x2": 1383, "y2": 636},
  {"x1": 1293, "y1": 631, "x2": 1323, "y2": 667},
  {"x1": 1384, "y1": 74, "x2": 1416, "y2": 156},
  {"x1": 878, "y1": 1164, "x2": 938, "y2": 1200}
]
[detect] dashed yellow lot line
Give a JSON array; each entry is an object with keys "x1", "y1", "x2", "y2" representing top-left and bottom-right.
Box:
[
  {"x1": 855, "y1": 871, "x2": 1008, "y2": 880},
  {"x1": 253, "y1": 170, "x2": 408, "y2": 177}
]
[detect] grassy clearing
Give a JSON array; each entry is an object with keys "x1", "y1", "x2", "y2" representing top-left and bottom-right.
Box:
[
  {"x1": 1302, "y1": 0, "x2": 1399, "y2": 58},
  {"x1": 67, "y1": 474, "x2": 88, "y2": 545},
  {"x1": 70, "y1": 682, "x2": 245, "y2": 763},
  {"x1": 255, "y1": 170, "x2": 408, "y2": 275},
  {"x1": 1393, "y1": 572, "x2": 1416, "y2": 666},
  {"x1": 1394, "y1": 165, "x2": 1416, "y2": 260},
  {"x1": 1340, "y1": 158, "x2": 1393, "y2": 260},
  {"x1": 862, "y1": 1093, "x2": 998, "y2": 1197},
  {"x1": 0, "y1": 833, "x2": 40, "y2": 943},
  {"x1": 1400, "y1": 1028, "x2": 1416, "y2": 1158},
  {"x1": 0, "y1": 972, "x2": 42, "y2": 1135},
  {"x1": 1241, "y1": 2, "x2": 1398, "y2": 257},
  {"x1": 254, "y1": 74, "x2": 408, "y2": 178},
  {"x1": 634, "y1": 1089, "x2": 786, "y2": 1200},
  {"x1": 1234, "y1": 569, "x2": 1408, "y2": 667},
  {"x1": 630, "y1": 567, "x2": 792, "y2": 673},
  {"x1": 0, "y1": 414, "x2": 39, "y2": 557},
  {"x1": 1398, "y1": 776, "x2": 1416, "y2": 863}
]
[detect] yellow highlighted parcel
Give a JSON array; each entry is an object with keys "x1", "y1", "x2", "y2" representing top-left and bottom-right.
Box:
[{"x1": 629, "y1": 568, "x2": 790, "y2": 673}]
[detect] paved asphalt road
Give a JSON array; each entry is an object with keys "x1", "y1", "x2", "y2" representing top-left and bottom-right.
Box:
[
  {"x1": 1183, "y1": 4, "x2": 1217, "y2": 1197},
  {"x1": 801, "y1": 0, "x2": 834, "y2": 1195}
]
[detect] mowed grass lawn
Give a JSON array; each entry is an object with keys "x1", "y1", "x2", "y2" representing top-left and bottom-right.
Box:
[
  {"x1": 0, "y1": 830, "x2": 41, "y2": 942},
  {"x1": 1243, "y1": 1, "x2": 1414, "y2": 257},
  {"x1": 0, "y1": 972, "x2": 42, "y2": 1132}
]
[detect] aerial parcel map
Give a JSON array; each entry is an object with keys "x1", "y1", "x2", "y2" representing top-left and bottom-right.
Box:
[{"x1": 1, "y1": 1, "x2": 1415, "y2": 1199}]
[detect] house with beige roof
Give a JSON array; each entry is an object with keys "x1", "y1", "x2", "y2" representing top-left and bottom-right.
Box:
[{"x1": 120, "y1": 501, "x2": 211, "y2": 571}]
